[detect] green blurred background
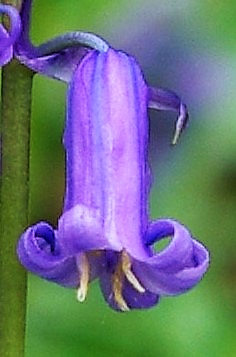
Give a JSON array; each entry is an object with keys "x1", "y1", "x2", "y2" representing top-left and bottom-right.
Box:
[{"x1": 20, "y1": 0, "x2": 236, "y2": 356}]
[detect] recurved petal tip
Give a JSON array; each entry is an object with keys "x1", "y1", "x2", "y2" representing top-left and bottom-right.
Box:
[
  {"x1": 17, "y1": 222, "x2": 79, "y2": 287},
  {"x1": 134, "y1": 219, "x2": 209, "y2": 296}
]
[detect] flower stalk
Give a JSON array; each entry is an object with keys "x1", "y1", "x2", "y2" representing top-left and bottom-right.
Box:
[{"x1": 0, "y1": 56, "x2": 33, "y2": 356}]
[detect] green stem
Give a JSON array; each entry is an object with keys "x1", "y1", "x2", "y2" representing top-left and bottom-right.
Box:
[{"x1": 0, "y1": 58, "x2": 34, "y2": 355}]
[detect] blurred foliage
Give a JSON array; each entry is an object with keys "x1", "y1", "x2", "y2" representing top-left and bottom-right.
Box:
[{"x1": 16, "y1": 0, "x2": 236, "y2": 356}]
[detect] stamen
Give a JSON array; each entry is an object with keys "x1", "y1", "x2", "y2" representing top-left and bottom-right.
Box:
[
  {"x1": 121, "y1": 251, "x2": 145, "y2": 293},
  {"x1": 112, "y1": 251, "x2": 146, "y2": 311},
  {"x1": 76, "y1": 253, "x2": 90, "y2": 302},
  {"x1": 112, "y1": 261, "x2": 129, "y2": 312}
]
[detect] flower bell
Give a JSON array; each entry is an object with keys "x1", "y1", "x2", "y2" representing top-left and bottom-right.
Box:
[
  {"x1": 17, "y1": 47, "x2": 209, "y2": 311},
  {"x1": 0, "y1": 0, "x2": 209, "y2": 311}
]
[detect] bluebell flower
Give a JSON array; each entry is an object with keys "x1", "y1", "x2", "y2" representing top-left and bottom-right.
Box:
[
  {"x1": 1, "y1": 1, "x2": 209, "y2": 311},
  {"x1": 18, "y1": 47, "x2": 209, "y2": 311}
]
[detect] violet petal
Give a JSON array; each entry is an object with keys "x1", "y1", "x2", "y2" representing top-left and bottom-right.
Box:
[
  {"x1": 133, "y1": 219, "x2": 209, "y2": 295},
  {"x1": 17, "y1": 222, "x2": 79, "y2": 287}
]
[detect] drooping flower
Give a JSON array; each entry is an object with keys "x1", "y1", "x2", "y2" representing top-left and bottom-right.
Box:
[
  {"x1": 1, "y1": 1, "x2": 209, "y2": 311},
  {"x1": 17, "y1": 46, "x2": 209, "y2": 311}
]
